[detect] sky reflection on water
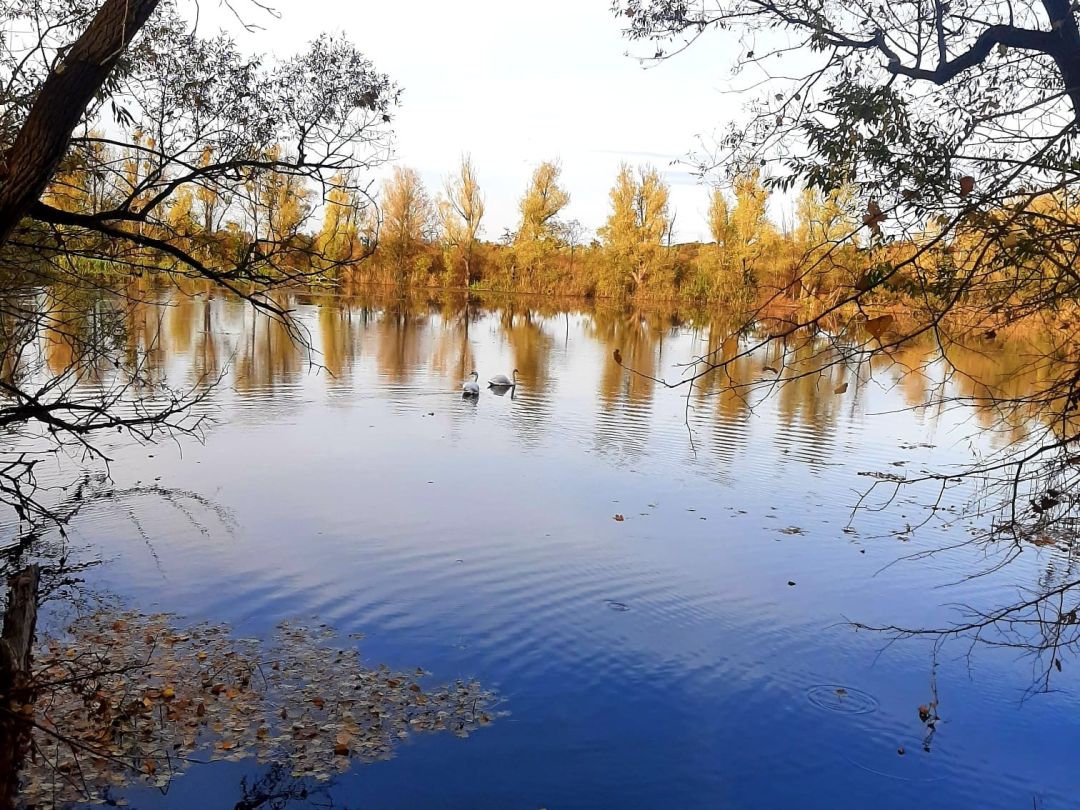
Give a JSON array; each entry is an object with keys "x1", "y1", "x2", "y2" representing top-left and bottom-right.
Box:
[{"x1": 30, "y1": 286, "x2": 1080, "y2": 809}]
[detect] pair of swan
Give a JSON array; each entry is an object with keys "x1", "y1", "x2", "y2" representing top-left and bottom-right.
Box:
[{"x1": 462, "y1": 369, "x2": 518, "y2": 396}]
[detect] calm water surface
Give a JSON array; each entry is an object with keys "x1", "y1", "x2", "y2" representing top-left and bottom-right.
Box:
[{"x1": 32, "y1": 288, "x2": 1080, "y2": 808}]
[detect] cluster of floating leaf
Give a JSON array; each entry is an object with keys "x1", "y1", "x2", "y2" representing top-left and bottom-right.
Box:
[{"x1": 20, "y1": 612, "x2": 499, "y2": 807}]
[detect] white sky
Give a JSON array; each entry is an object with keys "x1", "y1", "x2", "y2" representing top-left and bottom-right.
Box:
[{"x1": 199, "y1": 0, "x2": 747, "y2": 242}]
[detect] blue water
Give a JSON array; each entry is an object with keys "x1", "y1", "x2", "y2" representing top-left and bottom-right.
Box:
[{"x1": 34, "y1": 290, "x2": 1080, "y2": 808}]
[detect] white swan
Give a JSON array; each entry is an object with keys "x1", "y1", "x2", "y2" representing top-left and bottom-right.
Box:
[
  {"x1": 488, "y1": 369, "x2": 518, "y2": 388},
  {"x1": 462, "y1": 371, "x2": 480, "y2": 396}
]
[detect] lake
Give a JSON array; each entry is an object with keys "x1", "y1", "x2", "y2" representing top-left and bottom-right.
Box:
[{"x1": 10, "y1": 284, "x2": 1080, "y2": 809}]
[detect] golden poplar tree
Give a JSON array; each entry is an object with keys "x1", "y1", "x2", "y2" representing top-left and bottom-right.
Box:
[
  {"x1": 512, "y1": 161, "x2": 570, "y2": 276},
  {"x1": 380, "y1": 166, "x2": 435, "y2": 278},
  {"x1": 195, "y1": 146, "x2": 222, "y2": 235},
  {"x1": 315, "y1": 174, "x2": 362, "y2": 265},
  {"x1": 438, "y1": 155, "x2": 485, "y2": 285},
  {"x1": 245, "y1": 145, "x2": 312, "y2": 246},
  {"x1": 597, "y1": 163, "x2": 671, "y2": 294},
  {"x1": 707, "y1": 187, "x2": 731, "y2": 247},
  {"x1": 730, "y1": 170, "x2": 770, "y2": 251}
]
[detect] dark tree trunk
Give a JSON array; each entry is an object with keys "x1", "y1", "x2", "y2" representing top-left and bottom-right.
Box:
[
  {"x1": 1043, "y1": 0, "x2": 1080, "y2": 115},
  {"x1": 0, "y1": 0, "x2": 161, "y2": 247},
  {"x1": 0, "y1": 565, "x2": 40, "y2": 810}
]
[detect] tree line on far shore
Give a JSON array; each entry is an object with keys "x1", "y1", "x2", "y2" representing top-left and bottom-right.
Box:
[{"x1": 35, "y1": 139, "x2": 908, "y2": 310}]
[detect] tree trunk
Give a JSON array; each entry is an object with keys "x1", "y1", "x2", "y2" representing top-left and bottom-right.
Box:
[
  {"x1": 0, "y1": 0, "x2": 161, "y2": 247},
  {"x1": 0, "y1": 565, "x2": 40, "y2": 809}
]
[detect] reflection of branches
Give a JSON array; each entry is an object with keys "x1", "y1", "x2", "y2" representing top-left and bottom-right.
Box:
[
  {"x1": 614, "y1": 0, "x2": 1080, "y2": 689},
  {"x1": 0, "y1": 280, "x2": 222, "y2": 532},
  {"x1": 854, "y1": 576, "x2": 1080, "y2": 697},
  {"x1": 234, "y1": 763, "x2": 348, "y2": 810},
  {"x1": 612, "y1": 307, "x2": 1080, "y2": 688}
]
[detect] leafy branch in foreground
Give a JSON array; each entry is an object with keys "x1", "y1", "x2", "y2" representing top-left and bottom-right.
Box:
[{"x1": 0, "y1": 0, "x2": 398, "y2": 531}]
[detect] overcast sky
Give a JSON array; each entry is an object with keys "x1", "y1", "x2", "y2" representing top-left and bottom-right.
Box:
[{"x1": 200, "y1": 0, "x2": 748, "y2": 242}]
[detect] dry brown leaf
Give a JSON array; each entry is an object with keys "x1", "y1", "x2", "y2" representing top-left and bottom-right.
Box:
[
  {"x1": 862, "y1": 201, "x2": 886, "y2": 234},
  {"x1": 21, "y1": 611, "x2": 499, "y2": 808},
  {"x1": 866, "y1": 314, "x2": 894, "y2": 340}
]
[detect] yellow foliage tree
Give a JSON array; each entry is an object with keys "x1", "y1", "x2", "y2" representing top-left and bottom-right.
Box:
[
  {"x1": 438, "y1": 155, "x2": 485, "y2": 285},
  {"x1": 241, "y1": 146, "x2": 312, "y2": 248},
  {"x1": 730, "y1": 170, "x2": 770, "y2": 251},
  {"x1": 44, "y1": 137, "x2": 113, "y2": 214},
  {"x1": 380, "y1": 166, "x2": 435, "y2": 278},
  {"x1": 708, "y1": 186, "x2": 731, "y2": 247},
  {"x1": 792, "y1": 185, "x2": 860, "y2": 297},
  {"x1": 597, "y1": 163, "x2": 671, "y2": 295},
  {"x1": 195, "y1": 146, "x2": 222, "y2": 235},
  {"x1": 512, "y1": 160, "x2": 570, "y2": 278},
  {"x1": 315, "y1": 174, "x2": 363, "y2": 265},
  {"x1": 166, "y1": 187, "x2": 196, "y2": 236}
]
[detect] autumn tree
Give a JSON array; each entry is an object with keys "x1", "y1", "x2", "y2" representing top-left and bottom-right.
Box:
[
  {"x1": 791, "y1": 185, "x2": 860, "y2": 298},
  {"x1": 0, "y1": 0, "x2": 397, "y2": 525},
  {"x1": 314, "y1": 173, "x2": 367, "y2": 266},
  {"x1": 512, "y1": 160, "x2": 570, "y2": 277},
  {"x1": 244, "y1": 145, "x2": 313, "y2": 247},
  {"x1": 438, "y1": 154, "x2": 485, "y2": 285},
  {"x1": 380, "y1": 166, "x2": 435, "y2": 279},
  {"x1": 615, "y1": 0, "x2": 1080, "y2": 680},
  {"x1": 43, "y1": 135, "x2": 114, "y2": 215},
  {"x1": 194, "y1": 147, "x2": 223, "y2": 235},
  {"x1": 728, "y1": 170, "x2": 770, "y2": 261},
  {"x1": 707, "y1": 187, "x2": 730, "y2": 248},
  {"x1": 597, "y1": 163, "x2": 671, "y2": 295},
  {"x1": 697, "y1": 185, "x2": 749, "y2": 305},
  {"x1": 560, "y1": 218, "x2": 587, "y2": 271}
]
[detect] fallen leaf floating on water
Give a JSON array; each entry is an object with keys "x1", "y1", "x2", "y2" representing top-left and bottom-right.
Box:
[
  {"x1": 763, "y1": 365, "x2": 778, "y2": 373},
  {"x1": 833, "y1": 382, "x2": 848, "y2": 394},
  {"x1": 19, "y1": 611, "x2": 501, "y2": 807}
]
